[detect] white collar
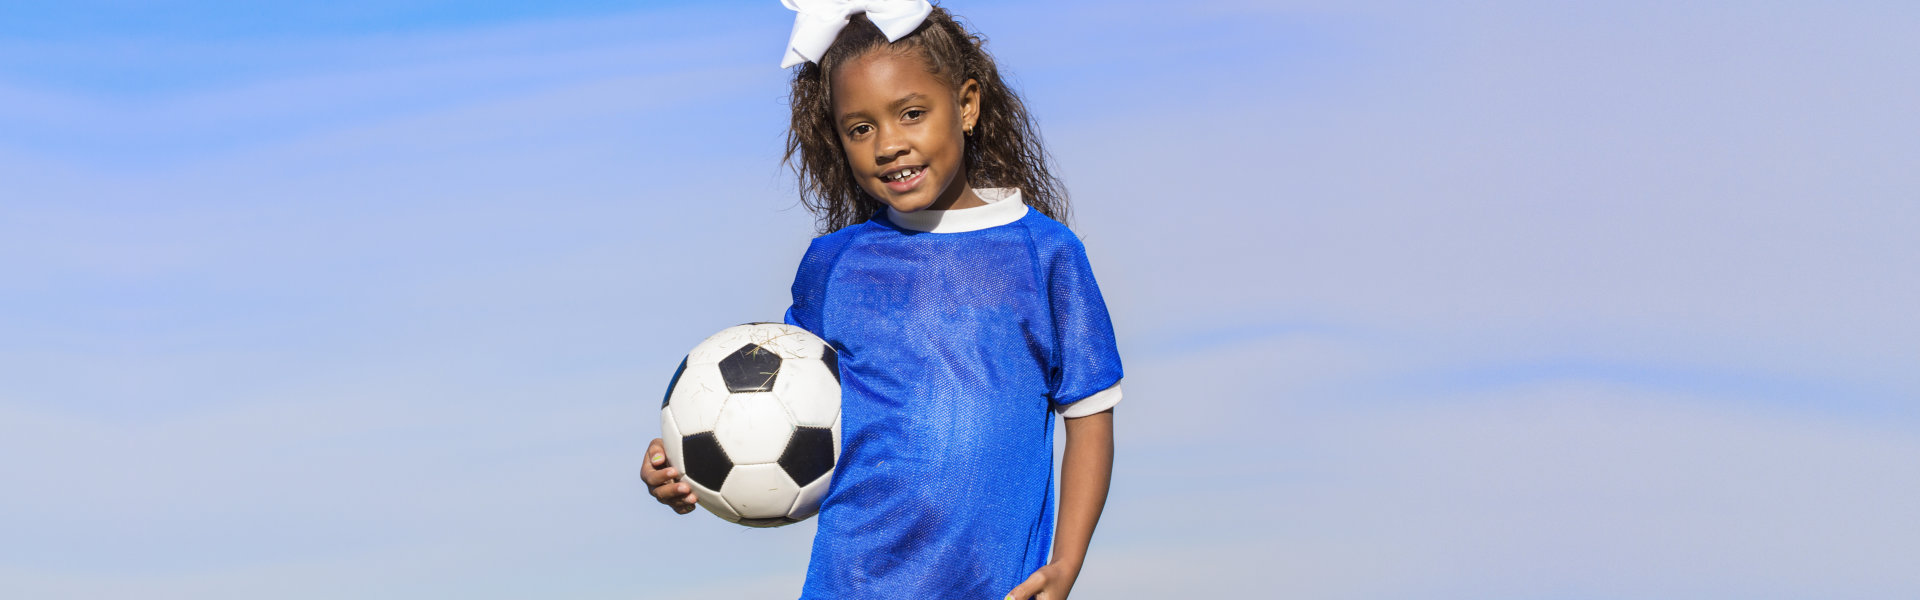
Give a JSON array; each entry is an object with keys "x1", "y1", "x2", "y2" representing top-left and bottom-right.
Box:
[{"x1": 885, "y1": 187, "x2": 1029, "y2": 233}]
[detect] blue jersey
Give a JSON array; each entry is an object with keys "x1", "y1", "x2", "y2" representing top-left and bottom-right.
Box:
[{"x1": 783, "y1": 189, "x2": 1123, "y2": 599}]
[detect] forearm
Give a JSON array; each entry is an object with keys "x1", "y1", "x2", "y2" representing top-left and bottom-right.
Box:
[{"x1": 1052, "y1": 408, "x2": 1114, "y2": 572}]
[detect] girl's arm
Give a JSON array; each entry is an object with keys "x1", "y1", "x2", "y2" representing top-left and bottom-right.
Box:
[{"x1": 1009, "y1": 408, "x2": 1115, "y2": 600}]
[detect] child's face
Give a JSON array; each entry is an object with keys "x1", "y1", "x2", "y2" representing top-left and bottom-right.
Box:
[{"x1": 831, "y1": 49, "x2": 981, "y2": 213}]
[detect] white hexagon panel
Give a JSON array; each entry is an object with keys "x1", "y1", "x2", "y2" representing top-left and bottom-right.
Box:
[
  {"x1": 722, "y1": 463, "x2": 802, "y2": 526},
  {"x1": 713, "y1": 392, "x2": 797, "y2": 466},
  {"x1": 666, "y1": 366, "x2": 728, "y2": 434},
  {"x1": 773, "y1": 358, "x2": 840, "y2": 429},
  {"x1": 694, "y1": 480, "x2": 740, "y2": 523}
]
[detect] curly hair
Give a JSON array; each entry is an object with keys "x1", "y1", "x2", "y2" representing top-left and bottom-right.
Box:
[{"x1": 784, "y1": 6, "x2": 1069, "y2": 234}]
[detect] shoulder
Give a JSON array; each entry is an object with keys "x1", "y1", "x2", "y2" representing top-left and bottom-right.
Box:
[
  {"x1": 789, "y1": 221, "x2": 878, "y2": 315},
  {"x1": 801, "y1": 219, "x2": 876, "y2": 262},
  {"x1": 1013, "y1": 207, "x2": 1091, "y2": 262}
]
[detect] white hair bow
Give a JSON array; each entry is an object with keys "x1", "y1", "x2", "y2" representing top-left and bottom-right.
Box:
[{"x1": 780, "y1": 0, "x2": 935, "y2": 68}]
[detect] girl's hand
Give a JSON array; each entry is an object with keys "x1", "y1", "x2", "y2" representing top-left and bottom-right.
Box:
[
  {"x1": 1006, "y1": 561, "x2": 1080, "y2": 600},
  {"x1": 640, "y1": 437, "x2": 700, "y2": 514}
]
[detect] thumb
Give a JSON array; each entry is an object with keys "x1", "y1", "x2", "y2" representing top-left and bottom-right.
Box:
[
  {"x1": 1006, "y1": 569, "x2": 1048, "y2": 600},
  {"x1": 647, "y1": 438, "x2": 668, "y2": 466}
]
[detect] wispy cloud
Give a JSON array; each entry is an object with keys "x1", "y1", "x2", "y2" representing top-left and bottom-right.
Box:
[{"x1": 1, "y1": 0, "x2": 1915, "y2": 598}]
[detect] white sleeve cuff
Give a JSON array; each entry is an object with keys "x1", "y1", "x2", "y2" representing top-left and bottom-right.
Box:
[{"x1": 1058, "y1": 381, "x2": 1122, "y2": 418}]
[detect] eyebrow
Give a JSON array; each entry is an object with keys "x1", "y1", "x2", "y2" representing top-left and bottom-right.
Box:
[{"x1": 839, "y1": 92, "x2": 930, "y2": 124}]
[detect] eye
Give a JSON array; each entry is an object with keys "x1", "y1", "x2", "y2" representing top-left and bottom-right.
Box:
[
  {"x1": 903, "y1": 109, "x2": 927, "y2": 121},
  {"x1": 848, "y1": 123, "x2": 872, "y2": 137}
]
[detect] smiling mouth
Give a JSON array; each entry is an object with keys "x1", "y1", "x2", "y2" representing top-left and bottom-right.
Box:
[{"x1": 882, "y1": 166, "x2": 922, "y2": 183}]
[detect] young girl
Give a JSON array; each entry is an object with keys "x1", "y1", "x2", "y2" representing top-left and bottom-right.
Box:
[{"x1": 642, "y1": 3, "x2": 1120, "y2": 598}]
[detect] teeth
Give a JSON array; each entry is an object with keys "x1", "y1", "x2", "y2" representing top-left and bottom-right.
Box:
[{"x1": 887, "y1": 167, "x2": 918, "y2": 182}]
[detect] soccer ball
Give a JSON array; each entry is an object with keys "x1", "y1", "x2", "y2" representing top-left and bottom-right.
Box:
[{"x1": 660, "y1": 322, "x2": 841, "y2": 527}]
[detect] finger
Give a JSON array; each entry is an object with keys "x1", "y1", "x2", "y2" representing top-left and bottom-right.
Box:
[
  {"x1": 641, "y1": 460, "x2": 679, "y2": 488},
  {"x1": 643, "y1": 466, "x2": 682, "y2": 488},
  {"x1": 647, "y1": 439, "x2": 668, "y2": 466},
  {"x1": 652, "y1": 481, "x2": 692, "y2": 504},
  {"x1": 1006, "y1": 571, "x2": 1047, "y2": 600},
  {"x1": 641, "y1": 439, "x2": 670, "y2": 473},
  {"x1": 672, "y1": 492, "x2": 701, "y2": 514},
  {"x1": 671, "y1": 489, "x2": 699, "y2": 506}
]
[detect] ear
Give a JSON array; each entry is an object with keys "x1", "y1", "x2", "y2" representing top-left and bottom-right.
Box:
[{"x1": 957, "y1": 77, "x2": 981, "y2": 132}]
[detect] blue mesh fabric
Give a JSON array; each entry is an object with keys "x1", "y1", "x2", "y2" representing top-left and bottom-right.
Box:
[{"x1": 783, "y1": 206, "x2": 1123, "y2": 599}]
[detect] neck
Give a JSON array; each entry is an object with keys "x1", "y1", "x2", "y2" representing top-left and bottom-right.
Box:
[{"x1": 927, "y1": 173, "x2": 983, "y2": 210}]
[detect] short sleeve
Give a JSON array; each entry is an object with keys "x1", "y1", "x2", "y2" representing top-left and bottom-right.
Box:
[
  {"x1": 784, "y1": 238, "x2": 822, "y2": 335},
  {"x1": 782, "y1": 261, "x2": 813, "y2": 333},
  {"x1": 783, "y1": 234, "x2": 850, "y2": 338},
  {"x1": 1042, "y1": 236, "x2": 1124, "y2": 418}
]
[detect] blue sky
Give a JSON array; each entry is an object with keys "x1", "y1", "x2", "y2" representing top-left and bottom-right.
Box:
[{"x1": 3, "y1": 1, "x2": 1917, "y2": 598}]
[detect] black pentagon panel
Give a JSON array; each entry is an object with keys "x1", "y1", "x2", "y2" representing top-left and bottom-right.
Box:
[
  {"x1": 779, "y1": 426, "x2": 836, "y2": 487},
  {"x1": 719, "y1": 343, "x2": 782, "y2": 393},
  {"x1": 662, "y1": 356, "x2": 687, "y2": 408},
  {"x1": 680, "y1": 432, "x2": 733, "y2": 490},
  {"x1": 737, "y1": 516, "x2": 798, "y2": 528},
  {"x1": 820, "y1": 344, "x2": 840, "y2": 384}
]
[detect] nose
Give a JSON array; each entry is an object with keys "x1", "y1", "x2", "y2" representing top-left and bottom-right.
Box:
[{"x1": 874, "y1": 125, "x2": 908, "y2": 164}]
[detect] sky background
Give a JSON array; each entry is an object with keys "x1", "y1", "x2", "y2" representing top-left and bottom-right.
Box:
[{"x1": 2, "y1": 0, "x2": 1917, "y2": 598}]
